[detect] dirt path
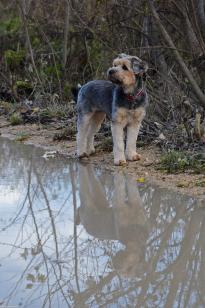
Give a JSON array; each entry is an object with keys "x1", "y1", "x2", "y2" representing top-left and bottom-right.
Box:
[{"x1": 0, "y1": 116, "x2": 204, "y2": 200}]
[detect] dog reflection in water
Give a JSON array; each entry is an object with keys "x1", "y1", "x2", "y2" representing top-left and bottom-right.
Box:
[{"x1": 77, "y1": 163, "x2": 150, "y2": 278}]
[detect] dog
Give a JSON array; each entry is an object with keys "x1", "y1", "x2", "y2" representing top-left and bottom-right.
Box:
[{"x1": 73, "y1": 53, "x2": 148, "y2": 166}]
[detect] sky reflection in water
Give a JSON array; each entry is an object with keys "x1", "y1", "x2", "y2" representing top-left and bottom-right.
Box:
[{"x1": 0, "y1": 138, "x2": 204, "y2": 308}]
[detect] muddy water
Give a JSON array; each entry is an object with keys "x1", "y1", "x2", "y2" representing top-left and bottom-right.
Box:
[{"x1": 0, "y1": 138, "x2": 204, "y2": 308}]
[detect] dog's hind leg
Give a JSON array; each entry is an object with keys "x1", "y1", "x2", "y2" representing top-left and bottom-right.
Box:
[
  {"x1": 77, "y1": 112, "x2": 94, "y2": 158},
  {"x1": 111, "y1": 123, "x2": 126, "y2": 166},
  {"x1": 86, "y1": 111, "x2": 106, "y2": 155}
]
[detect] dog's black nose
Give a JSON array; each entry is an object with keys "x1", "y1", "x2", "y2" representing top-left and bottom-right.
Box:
[{"x1": 108, "y1": 69, "x2": 115, "y2": 75}]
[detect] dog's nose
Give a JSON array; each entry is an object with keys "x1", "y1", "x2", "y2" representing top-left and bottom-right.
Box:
[{"x1": 108, "y1": 69, "x2": 115, "y2": 75}]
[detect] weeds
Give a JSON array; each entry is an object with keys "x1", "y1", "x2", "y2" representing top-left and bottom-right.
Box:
[
  {"x1": 53, "y1": 126, "x2": 76, "y2": 141},
  {"x1": 97, "y1": 136, "x2": 113, "y2": 152},
  {"x1": 159, "y1": 150, "x2": 205, "y2": 174},
  {"x1": 195, "y1": 180, "x2": 205, "y2": 187},
  {"x1": 44, "y1": 101, "x2": 75, "y2": 119},
  {"x1": 9, "y1": 112, "x2": 23, "y2": 125},
  {"x1": 5, "y1": 49, "x2": 26, "y2": 69},
  {"x1": 15, "y1": 131, "x2": 30, "y2": 142},
  {"x1": 0, "y1": 101, "x2": 13, "y2": 114},
  {"x1": 38, "y1": 109, "x2": 53, "y2": 122}
]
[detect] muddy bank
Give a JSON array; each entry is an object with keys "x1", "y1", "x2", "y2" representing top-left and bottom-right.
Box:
[{"x1": 0, "y1": 115, "x2": 204, "y2": 200}]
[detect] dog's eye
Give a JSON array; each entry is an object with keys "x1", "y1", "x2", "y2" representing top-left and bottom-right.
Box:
[{"x1": 122, "y1": 65, "x2": 128, "y2": 70}]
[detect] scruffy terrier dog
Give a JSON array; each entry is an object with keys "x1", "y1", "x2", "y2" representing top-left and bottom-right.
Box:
[{"x1": 74, "y1": 54, "x2": 148, "y2": 166}]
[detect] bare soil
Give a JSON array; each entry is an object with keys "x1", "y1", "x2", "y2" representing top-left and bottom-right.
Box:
[{"x1": 0, "y1": 115, "x2": 205, "y2": 201}]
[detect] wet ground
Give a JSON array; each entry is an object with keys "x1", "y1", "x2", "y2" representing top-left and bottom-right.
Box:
[
  {"x1": 0, "y1": 137, "x2": 204, "y2": 308},
  {"x1": 1, "y1": 115, "x2": 205, "y2": 198}
]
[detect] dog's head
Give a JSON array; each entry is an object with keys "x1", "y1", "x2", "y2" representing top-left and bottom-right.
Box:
[{"x1": 107, "y1": 53, "x2": 148, "y2": 92}]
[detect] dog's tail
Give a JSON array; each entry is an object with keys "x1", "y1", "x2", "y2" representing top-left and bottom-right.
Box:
[{"x1": 71, "y1": 84, "x2": 82, "y2": 102}]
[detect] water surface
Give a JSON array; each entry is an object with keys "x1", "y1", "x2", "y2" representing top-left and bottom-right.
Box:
[{"x1": 0, "y1": 138, "x2": 204, "y2": 308}]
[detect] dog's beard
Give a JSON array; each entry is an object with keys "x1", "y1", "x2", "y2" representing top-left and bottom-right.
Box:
[{"x1": 108, "y1": 76, "x2": 122, "y2": 85}]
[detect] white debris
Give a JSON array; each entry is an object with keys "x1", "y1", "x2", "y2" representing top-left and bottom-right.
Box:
[
  {"x1": 158, "y1": 133, "x2": 166, "y2": 140},
  {"x1": 42, "y1": 151, "x2": 57, "y2": 160}
]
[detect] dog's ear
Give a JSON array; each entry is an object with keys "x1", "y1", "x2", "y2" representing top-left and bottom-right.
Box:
[
  {"x1": 118, "y1": 53, "x2": 130, "y2": 59},
  {"x1": 131, "y1": 58, "x2": 148, "y2": 74}
]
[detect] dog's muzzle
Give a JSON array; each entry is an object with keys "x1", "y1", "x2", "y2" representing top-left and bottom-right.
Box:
[
  {"x1": 107, "y1": 68, "x2": 120, "y2": 84},
  {"x1": 108, "y1": 68, "x2": 115, "y2": 76}
]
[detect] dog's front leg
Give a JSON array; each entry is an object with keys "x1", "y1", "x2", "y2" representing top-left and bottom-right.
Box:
[
  {"x1": 111, "y1": 122, "x2": 126, "y2": 166},
  {"x1": 125, "y1": 122, "x2": 142, "y2": 161},
  {"x1": 126, "y1": 107, "x2": 145, "y2": 161}
]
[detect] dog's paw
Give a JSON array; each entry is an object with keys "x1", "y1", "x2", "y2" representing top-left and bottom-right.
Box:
[
  {"x1": 87, "y1": 148, "x2": 96, "y2": 156},
  {"x1": 77, "y1": 152, "x2": 89, "y2": 159},
  {"x1": 114, "y1": 159, "x2": 127, "y2": 166},
  {"x1": 126, "y1": 152, "x2": 141, "y2": 161}
]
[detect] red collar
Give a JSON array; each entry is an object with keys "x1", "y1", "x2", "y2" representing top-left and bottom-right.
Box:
[{"x1": 126, "y1": 89, "x2": 144, "y2": 101}]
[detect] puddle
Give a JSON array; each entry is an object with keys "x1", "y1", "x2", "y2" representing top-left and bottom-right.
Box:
[{"x1": 0, "y1": 137, "x2": 204, "y2": 307}]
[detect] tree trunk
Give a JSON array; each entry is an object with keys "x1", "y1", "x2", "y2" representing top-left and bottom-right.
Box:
[
  {"x1": 62, "y1": 0, "x2": 70, "y2": 69},
  {"x1": 140, "y1": 15, "x2": 150, "y2": 57},
  {"x1": 18, "y1": 0, "x2": 43, "y2": 90},
  {"x1": 197, "y1": 0, "x2": 205, "y2": 30},
  {"x1": 148, "y1": 0, "x2": 205, "y2": 107},
  {"x1": 185, "y1": 15, "x2": 201, "y2": 55}
]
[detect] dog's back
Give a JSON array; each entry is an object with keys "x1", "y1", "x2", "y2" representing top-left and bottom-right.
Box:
[{"x1": 76, "y1": 80, "x2": 115, "y2": 118}]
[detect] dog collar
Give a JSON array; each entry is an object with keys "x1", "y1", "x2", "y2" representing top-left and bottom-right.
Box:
[{"x1": 126, "y1": 88, "x2": 144, "y2": 102}]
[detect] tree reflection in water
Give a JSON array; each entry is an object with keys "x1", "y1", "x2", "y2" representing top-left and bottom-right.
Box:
[{"x1": 0, "y1": 138, "x2": 204, "y2": 308}]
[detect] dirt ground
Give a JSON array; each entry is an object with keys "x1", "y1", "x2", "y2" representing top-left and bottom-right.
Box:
[{"x1": 0, "y1": 115, "x2": 205, "y2": 201}]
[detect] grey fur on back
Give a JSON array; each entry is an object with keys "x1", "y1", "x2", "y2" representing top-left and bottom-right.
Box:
[
  {"x1": 77, "y1": 80, "x2": 148, "y2": 120},
  {"x1": 77, "y1": 80, "x2": 115, "y2": 118}
]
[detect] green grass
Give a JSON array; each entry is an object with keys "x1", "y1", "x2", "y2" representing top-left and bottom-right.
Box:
[
  {"x1": 15, "y1": 131, "x2": 30, "y2": 142},
  {"x1": 97, "y1": 137, "x2": 113, "y2": 152},
  {"x1": 9, "y1": 112, "x2": 23, "y2": 125},
  {"x1": 0, "y1": 101, "x2": 13, "y2": 114},
  {"x1": 53, "y1": 126, "x2": 76, "y2": 141},
  {"x1": 158, "y1": 150, "x2": 205, "y2": 174}
]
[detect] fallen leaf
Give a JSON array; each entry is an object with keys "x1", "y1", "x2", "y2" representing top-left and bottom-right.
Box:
[{"x1": 136, "y1": 177, "x2": 145, "y2": 183}]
